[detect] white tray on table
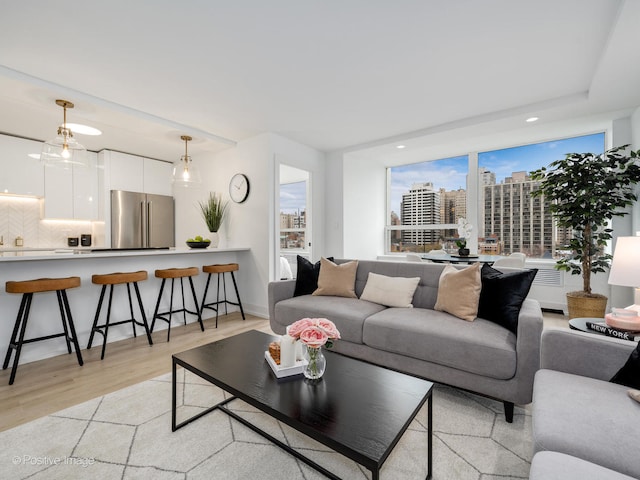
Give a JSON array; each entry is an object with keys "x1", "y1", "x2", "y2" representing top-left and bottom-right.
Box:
[{"x1": 264, "y1": 351, "x2": 307, "y2": 378}]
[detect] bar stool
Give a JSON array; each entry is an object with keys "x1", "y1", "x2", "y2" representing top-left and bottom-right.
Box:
[
  {"x1": 87, "y1": 270, "x2": 153, "y2": 360},
  {"x1": 3, "y1": 277, "x2": 83, "y2": 385},
  {"x1": 150, "y1": 267, "x2": 204, "y2": 341},
  {"x1": 201, "y1": 263, "x2": 245, "y2": 328}
]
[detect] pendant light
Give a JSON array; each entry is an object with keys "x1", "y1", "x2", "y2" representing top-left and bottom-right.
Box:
[
  {"x1": 172, "y1": 135, "x2": 202, "y2": 186},
  {"x1": 41, "y1": 99, "x2": 88, "y2": 168}
]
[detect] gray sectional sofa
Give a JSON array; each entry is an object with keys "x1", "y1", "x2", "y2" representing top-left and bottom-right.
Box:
[
  {"x1": 530, "y1": 328, "x2": 639, "y2": 479},
  {"x1": 268, "y1": 259, "x2": 544, "y2": 422}
]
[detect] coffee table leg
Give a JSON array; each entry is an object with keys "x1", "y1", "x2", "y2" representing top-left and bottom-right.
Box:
[
  {"x1": 172, "y1": 358, "x2": 177, "y2": 431},
  {"x1": 427, "y1": 393, "x2": 432, "y2": 479}
]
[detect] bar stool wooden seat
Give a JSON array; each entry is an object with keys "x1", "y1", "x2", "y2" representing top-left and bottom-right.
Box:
[
  {"x1": 3, "y1": 276, "x2": 83, "y2": 385},
  {"x1": 87, "y1": 270, "x2": 152, "y2": 360},
  {"x1": 201, "y1": 263, "x2": 245, "y2": 328},
  {"x1": 150, "y1": 267, "x2": 204, "y2": 341}
]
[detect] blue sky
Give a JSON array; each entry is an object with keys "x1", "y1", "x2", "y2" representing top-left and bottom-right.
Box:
[
  {"x1": 390, "y1": 132, "x2": 605, "y2": 215},
  {"x1": 280, "y1": 181, "x2": 306, "y2": 214}
]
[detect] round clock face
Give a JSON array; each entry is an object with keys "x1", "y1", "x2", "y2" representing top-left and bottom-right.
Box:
[{"x1": 229, "y1": 173, "x2": 250, "y2": 203}]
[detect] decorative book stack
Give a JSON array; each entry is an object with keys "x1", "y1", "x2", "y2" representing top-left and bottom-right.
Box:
[{"x1": 586, "y1": 320, "x2": 639, "y2": 341}]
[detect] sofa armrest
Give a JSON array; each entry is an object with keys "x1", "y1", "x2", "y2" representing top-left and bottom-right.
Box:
[
  {"x1": 268, "y1": 279, "x2": 296, "y2": 324},
  {"x1": 540, "y1": 327, "x2": 635, "y2": 381},
  {"x1": 512, "y1": 298, "x2": 544, "y2": 403}
]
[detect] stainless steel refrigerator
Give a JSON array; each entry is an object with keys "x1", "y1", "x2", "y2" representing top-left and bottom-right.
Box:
[{"x1": 111, "y1": 190, "x2": 175, "y2": 248}]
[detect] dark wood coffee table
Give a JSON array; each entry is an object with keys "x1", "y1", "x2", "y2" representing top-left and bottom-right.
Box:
[{"x1": 172, "y1": 329, "x2": 433, "y2": 480}]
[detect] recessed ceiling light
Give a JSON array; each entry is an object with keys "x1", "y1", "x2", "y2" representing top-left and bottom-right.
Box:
[
  {"x1": 526, "y1": 117, "x2": 539, "y2": 123},
  {"x1": 396, "y1": 145, "x2": 406, "y2": 149},
  {"x1": 62, "y1": 123, "x2": 102, "y2": 136}
]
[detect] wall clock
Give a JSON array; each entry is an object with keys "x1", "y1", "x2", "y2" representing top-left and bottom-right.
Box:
[{"x1": 229, "y1": 173, "x2": 250, "y2": 203}]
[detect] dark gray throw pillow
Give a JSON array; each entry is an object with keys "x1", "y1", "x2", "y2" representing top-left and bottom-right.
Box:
[
  {"x1": 477, "y1": 263, "x2": 537, "y2": 334},
  {"x1": 293, "y1": 256, "x2": 334, "y2": 297},
  {"x1": 610, "y1": 341, "x2": 640, "y2": 389}
]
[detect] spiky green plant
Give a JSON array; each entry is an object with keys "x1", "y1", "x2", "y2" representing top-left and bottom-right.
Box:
[{"x1": 198, "y1": 192, "x2": 228, "y2": 232}]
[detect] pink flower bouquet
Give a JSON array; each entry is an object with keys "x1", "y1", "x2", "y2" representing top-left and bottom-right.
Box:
[{"x1": 288, "y1": 318, "x2": 341, "y2": 349}]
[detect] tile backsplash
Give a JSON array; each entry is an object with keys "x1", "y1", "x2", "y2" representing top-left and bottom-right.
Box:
[{"x1": 0, "y1": 196, "x2": 102, "y2": 248}]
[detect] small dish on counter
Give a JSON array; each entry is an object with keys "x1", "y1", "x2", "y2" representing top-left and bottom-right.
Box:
[{"x1": 186, "y1": 241, "x2": 210, "y2": 249}]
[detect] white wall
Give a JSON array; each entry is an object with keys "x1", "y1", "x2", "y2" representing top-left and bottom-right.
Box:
[
  {"x1": 173, "y1": 133, "x2": 325, "y2": 318},
  {"x1": 342, "y1": 151, "x2": 387, "y2": 260},
  {"x1": 324, "y1": 151, "x2": 345, "y2": 258}
]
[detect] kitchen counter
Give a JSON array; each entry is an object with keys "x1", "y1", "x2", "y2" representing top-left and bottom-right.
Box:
[
  {"x1": 0, "y1": 246, "x2": 249, "y2": 261},
  {"x1": 0, "y1": 246, "x2": 253, "y2": 367}
]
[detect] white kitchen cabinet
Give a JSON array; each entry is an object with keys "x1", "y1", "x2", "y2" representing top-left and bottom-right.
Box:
[
  {"x1": 43, "y1": 164, "x2": 73, "y2": 218},
  {"x1": 107, "y1": 151, "x2": 171, "y2": 195},
  {"x1": 143, "y1": 157, "x2": 173, "y2": 195},
  {"x1": 73, "y1": 153, "x2": 99, "y2": 219},
  {"x1": 0, "y1": 134, "x2": 44, "y2": 196},
  {"x1": 108, "y1": 151, "x2": 144, "y2": 193},
  {"x1": 43, "y1": 152, "x2": 99, "y2": 219}
]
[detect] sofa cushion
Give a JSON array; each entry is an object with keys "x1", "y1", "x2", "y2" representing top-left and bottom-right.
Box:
[
  {"x1": 273, "y1": 295, "x2": 387, "y2": 344},
  {"x1": 363, "y1": 307, "x2": 517, "y2": 379},
  {"x1": 434, "y1": 263, "x2": 481, "y2": 321},
  {"x1": 478, "y1": 264, "x2": 538, "y2": 334},
  {"x1": 530, "y1": 452, "x2": 636, "y2": 480},
  {"x1": 533, "y1": 369, "x2": 640, "y2": 479},
  {"x1": 610, "y1": 340, "x2": 640, "y2": 389},
  {"x1": 293, "y1": 255, "x2": 334, "y2": 297},
  {"x1": 313, "y1": 258, "x2": 358, "y2": 298},
  {"x1": 360, "y1": 272, "x2": 420, "y2": 308}
]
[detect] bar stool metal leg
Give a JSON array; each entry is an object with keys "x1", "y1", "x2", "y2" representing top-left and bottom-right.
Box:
[
  {"x1": 87, "y1": 285, "x2": 107, "y2": 352},
  {"x1": 229, "y1": 271, "x2": 246, "y2": 320},
  {"x1": 60, "y1": 289, "x2": 84, "y2": 367},
  {"x1": 56, "y1": 290, "x2": 73, "y2": 354},
  {"x1": 133, "y1": 282, "x2": 153, "y2": 345},
  {"x1": 188, "y1": 276, "x2": 205, "y2": 331},
  {"x1": 4, "y1": 293, "x2": 33, "y2": 385}
]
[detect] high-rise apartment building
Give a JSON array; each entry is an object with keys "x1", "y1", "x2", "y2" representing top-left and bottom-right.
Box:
[
  {"x1": 483, "y1": 171, "x2": 555, "y2": 256},
  {"x1": 401, "y1": 182, "x2": 441, "y2": 245},
  {"x1": 439, "y1": 187, "x2": 466, "y2": 237}
]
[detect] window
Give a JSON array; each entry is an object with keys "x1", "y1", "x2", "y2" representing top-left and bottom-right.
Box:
[
  {"x1": 386, "y1": 133, "x2": 605, "y2": 258},
  {"x1": 387, "y1": 155, "x2": 468, "y2": 253}
]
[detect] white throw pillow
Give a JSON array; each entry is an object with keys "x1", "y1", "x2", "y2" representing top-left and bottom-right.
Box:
[{"x1": 360, "y1": 272, "x2": 420, "y2": 308}]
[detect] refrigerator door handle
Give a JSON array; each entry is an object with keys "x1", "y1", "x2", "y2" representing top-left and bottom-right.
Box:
[
  {"x1": 140, "y1": 201, "x2": 147, "y2": 248},
  {"x1": 147, "y1": 201, "x2": 152, "y2": 248}
]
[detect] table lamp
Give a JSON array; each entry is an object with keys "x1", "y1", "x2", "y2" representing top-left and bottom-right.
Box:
[{"x1": 608, "y1": 236, "x2": 640, "y2": 315}]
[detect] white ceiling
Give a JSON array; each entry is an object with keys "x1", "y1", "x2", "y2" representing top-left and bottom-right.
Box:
[{"x1": 0, "y1": 0, "x2": 638, "y2": 162}]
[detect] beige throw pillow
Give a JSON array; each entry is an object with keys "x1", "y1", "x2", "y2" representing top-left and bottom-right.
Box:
[
  {"x1": 360, "y1": 272, "x2": 420, "y2": 308},
  {"x1": 434, "y1": 263, "x2": 481, "y2": 321},
  {"x1": 312, "y1": 258, "x2": 358, "y2": 298}
]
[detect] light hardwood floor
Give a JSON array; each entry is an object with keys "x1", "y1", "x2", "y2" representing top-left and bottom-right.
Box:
[
  {"x1": 0, "y1": 311, "x2": 568, "y2": 433},
  {"x1": 0, "y1": 312, "x2": 274, "y2": 432}
]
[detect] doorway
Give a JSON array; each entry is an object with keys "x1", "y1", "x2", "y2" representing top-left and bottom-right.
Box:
[{"x1": 278, "y1": 164, "x2": 311, "y2": 280}]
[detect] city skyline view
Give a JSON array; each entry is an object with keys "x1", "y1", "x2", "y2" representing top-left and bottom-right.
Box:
[
  {"x1": 279, "y1": 181, "x2": 306, "y2": 214},
  {"x1": 390, "y1": 132, "x2": 605, "y2": 217}
]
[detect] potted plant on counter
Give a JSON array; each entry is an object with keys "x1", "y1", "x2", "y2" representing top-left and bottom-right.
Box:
[
  {"x1": 530, "y1": 144, "x2": 640, "y2": 319},
  {"x1": 198, "y1": 192, "x2": 228, "y2": 248}
]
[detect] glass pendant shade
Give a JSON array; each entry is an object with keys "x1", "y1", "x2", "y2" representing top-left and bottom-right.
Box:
[
  {"x1": 41, "y1": 127, "x2": 88, "y2": 168},
  {"x1": 41, "y1": 100, "x2": 88, "y2": 168},
  {"x1": 172, "y1": 155, "x2": 202, "y2": 186},
  {"x1": 172, "y1": 135, "x2": 202, "y2": 187}
]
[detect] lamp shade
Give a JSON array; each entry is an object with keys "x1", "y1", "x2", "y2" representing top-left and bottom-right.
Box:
[
  {"x1": 41, "y1": 130, "x2": 88, "y2": 168},
  {"x1": 172, "y1": 135, "x2": 201, "y2": 187},
  {"x1": 172, "y1": 156, "x2": 202, "y2": 186},
  {"x1": 608, "y1": 236, "x2": 640, "y2": 287}
]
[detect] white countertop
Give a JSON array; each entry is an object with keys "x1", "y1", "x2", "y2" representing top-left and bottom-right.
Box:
[{"x1": 0, "y1": 246, "x2": 250, "y2": 262}]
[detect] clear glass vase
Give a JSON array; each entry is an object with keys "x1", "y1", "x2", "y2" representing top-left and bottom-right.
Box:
[{"x1": 303, "y1": 346, "x2": 326, "y2": 380}]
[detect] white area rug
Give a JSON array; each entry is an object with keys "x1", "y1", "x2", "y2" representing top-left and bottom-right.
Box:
[{"x1": 0, "y1": 369, "x2": 533, "y2": 479}]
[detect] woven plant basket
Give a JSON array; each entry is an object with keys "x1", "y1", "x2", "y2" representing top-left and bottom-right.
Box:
[{"x1": 566, "y1": 292, "x2": 608, "y2": 319}]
